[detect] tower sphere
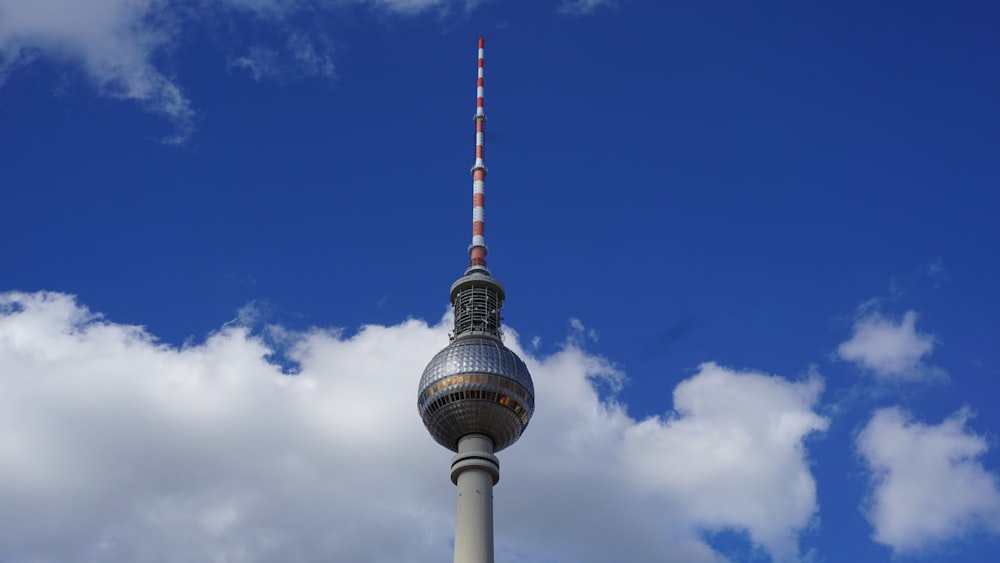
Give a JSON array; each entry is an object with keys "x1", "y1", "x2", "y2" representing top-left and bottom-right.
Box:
[
  {"x1": 418, "y1": 272, "x2": 535, "y2": 453},
  {"x1": 418, "y1": 335, "x2": 534, "y2": 452}
]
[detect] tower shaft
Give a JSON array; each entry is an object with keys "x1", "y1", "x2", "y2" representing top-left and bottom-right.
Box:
[{"x1": 451, "y1": 434, "x2": 499, "y2": 563}]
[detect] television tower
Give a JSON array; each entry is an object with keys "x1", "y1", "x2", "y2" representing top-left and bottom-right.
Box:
[{"x1": 417, "y1": 37, "x2": 535, "y2": 563}]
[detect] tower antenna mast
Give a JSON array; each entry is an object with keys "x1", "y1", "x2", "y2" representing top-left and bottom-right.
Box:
[{"x1": 469, "y1": 36, "x2": 488, "y2": 273}]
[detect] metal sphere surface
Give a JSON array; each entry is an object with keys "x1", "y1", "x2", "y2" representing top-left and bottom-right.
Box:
[{"x1": 418, "y1": 336, "x2": 534, "y2": 452}]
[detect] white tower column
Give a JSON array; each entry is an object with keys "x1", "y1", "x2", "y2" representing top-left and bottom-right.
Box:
[{"x1": 450, "y1": 433, "x2": 500, "y2": 563}]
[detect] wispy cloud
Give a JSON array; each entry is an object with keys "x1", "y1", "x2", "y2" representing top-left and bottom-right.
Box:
[
  {"x1": 558, "y1": 0, "x2": 619, "y2": 16},
  {"x1": 0, "y1": 0, "x2": 195, "y2": 143},
  {"x1": 0, "y1": 0, "x2": 457, "y2": 143},
  {"x1": 0, "y1": 0, "x2": 618, "y2": 141},
  {"x1": 0, "y1": 291, "x2": 827, "y2": 562},
  {"x1": 227, "y1": 32, "x2": 336, "y2": 83},
  {"x1": 836, "y1": 310, "x2": 945, "y2": 381},
  {"x1": 568, "y1": 316, "x2": 600, "y2": 344},
  {"x1": 857, "y1": 407, "x2": 1000, "y2": 553}
]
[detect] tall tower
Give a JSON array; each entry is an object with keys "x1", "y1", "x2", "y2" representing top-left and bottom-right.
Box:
[{"x1": 418, "y1": 37, "x2": 535, "y2": 563}]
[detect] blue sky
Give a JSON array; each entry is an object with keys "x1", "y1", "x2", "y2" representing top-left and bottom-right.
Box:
[{"x1": 1, "y1": 1, "x2": 999, "y2": 561}]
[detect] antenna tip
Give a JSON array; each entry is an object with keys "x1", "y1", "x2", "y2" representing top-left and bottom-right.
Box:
[{"x1": 478, "y1": 37, "x2": 485, "y2": 49}]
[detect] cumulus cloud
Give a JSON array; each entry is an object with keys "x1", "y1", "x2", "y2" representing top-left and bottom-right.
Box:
[
  {"x1": 621, "y1": 363, "x2": 829, "y2": 559},
  {"x1": 857, "y1": 407, "x2": 1000, "y2": 553},
  {"x1": 836, "y1": 310, "x2": 944, "y2": 381},
  {"x1": 0, "y1": 291, "x2": 827, "y2": 562}
]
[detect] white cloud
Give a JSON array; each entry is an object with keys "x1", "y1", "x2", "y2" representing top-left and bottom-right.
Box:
[
  {"x1": 558, "y1": 0, "x2": 618, "y2": 16},
  {"x1": 0, "y1": 0, "x2": 445, "y2": 142},
  {"x1": 370, "y1": 0, "x2": 452, "y2": 14},
  {"x1": 0, "y1": 0, "x2": 612, "y2": 140},
  {"x1": 857, "y1": 407, "x2": 1000, "y2": 553},
  {"x1": 227, "y1": 46, "x2": 282, "y2": 82},
  {"x1": 227, "y1": 32, "x2": 336, "y2": 83},
  {"x1": 620, "y1": 363, "x2": 829, "y2": 560},
  {"x1": 0, "y1": 0, "x2": 195, "y2": 143},
  {"x1": 567, "y1": 316, "x2": 599, "y2": 344},
  {"x1": 0, "y1": 291, "x2": 828, "y2": 562},
  {"x1": 836, "y1": 310, "x2": 944, "y2": 381}
]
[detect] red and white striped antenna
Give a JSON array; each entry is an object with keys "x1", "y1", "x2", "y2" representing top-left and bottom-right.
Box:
[{"x1": 468, "y1": 36, "x2": 489, "y2": 273}]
